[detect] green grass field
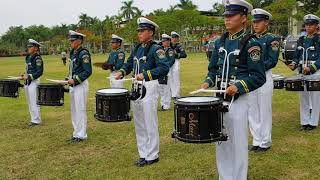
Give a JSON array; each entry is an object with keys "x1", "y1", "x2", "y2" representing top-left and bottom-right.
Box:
[{"x1": 0, "y1": 53, "x2": 319, "y2": 180}]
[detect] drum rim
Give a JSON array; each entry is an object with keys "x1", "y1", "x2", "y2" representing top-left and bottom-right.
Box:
[
  {"x1": 0, "y1": 79, "x2": 20, "y2": 83},
  {"x1": 38, "y1": 83, "x2": 64, "y2": 87},
  {"x1": 175, "y1": 96, "x2": 223, "y2": 105}
]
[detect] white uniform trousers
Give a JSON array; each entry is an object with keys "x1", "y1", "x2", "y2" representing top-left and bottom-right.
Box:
[
  {"x1": 216, "y1": 94, "x2": 249, "y2": 180},
  {"x1": 132, "y1": 80, "x2": 160, "y2": 161},
  {"x1": 70, "y1": 80, "x2": 89, "y2": 139},
  {"x1": 158, "y1": 81, "x2": 171, "y2": 110},
  {"x1": 249, "y1": 70, "x2": 273, "y2": 148},
  {"x1": 300, "y1": 91, "x2": 320, "y2": 126},
  {"x1": 25, "y1": 79, "x2": 41, "y2": 124},
  {"x1": 169, "y1": 59, "x2": 180, "y2": 98},
  {"x1": 110, "y1": 71, "x2": 124, "y2": 88}
]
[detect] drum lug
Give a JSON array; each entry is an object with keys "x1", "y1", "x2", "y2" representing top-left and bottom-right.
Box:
[
  {"x1": 222, "y1": 105, "x2": 229, "y2": 112},
  {"x1": 219, "y1": 133, "x2": 228, "y2": 141}
]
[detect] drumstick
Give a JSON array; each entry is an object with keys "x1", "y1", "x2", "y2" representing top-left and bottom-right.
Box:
[
  {"x1": 46, "y1": 79, "x2": 68, "y2": 85},
  {"x1": 7, "y1": 76, "x2": 23, "y2": 80},
  {"x1": 189, "y1": 89, "x2": 226, "y2": 95},
  {"x1": 107, "y1": 77, "x2": 134, "y2": 81}
]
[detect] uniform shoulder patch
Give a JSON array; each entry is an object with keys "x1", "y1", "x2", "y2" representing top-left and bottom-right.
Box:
[
  {"x1": 249, "y1": 46, "x2": 261, "y2": 63},
  {"x1": 248, "y1": 46, "x2": 261, "y2": 53},
  {"x1": 118, "y1": 52, "x2": 125, "y2": 60},
  {"x1": 82, "y1": 54, "x2": 90, "y2": 63},
  {"x1": 156, "y1": 49, "x2": 166, "y2": 59},
  {"x1": 35, "y1": 58, "x2": 42, "y2": 66}
]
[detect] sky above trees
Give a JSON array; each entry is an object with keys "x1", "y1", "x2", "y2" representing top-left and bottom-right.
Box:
[{"x1": 0, "y1": 0, "x2": 220, "y2": 35}]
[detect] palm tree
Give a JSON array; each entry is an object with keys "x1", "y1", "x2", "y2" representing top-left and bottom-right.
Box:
[
  {"x1": 134, "y1": 9, "x2": 143, "y2": 17},
  {"x1": 168, "y1": 5, "x2": 178, "y2": 13},
  {"x1": 176, "y1": 0, "x2": 198, "y2": 10},
  {"x1": 120, "y1": 0, "x2": 140, "y2": 20},
  {"x1": 78, "y1": 13, "x2": 91, "y2": 28}
]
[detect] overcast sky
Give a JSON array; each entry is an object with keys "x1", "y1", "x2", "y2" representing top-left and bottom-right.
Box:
[{"x1": 0, "y1": 0, "x2": 221, "y2": 35}]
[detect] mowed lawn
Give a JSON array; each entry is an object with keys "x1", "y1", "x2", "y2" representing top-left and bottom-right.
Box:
[{"x1": 0, "y1": 53, "x2": 320, "y2": 180}]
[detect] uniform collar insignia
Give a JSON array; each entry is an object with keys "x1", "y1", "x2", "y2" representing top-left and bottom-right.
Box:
[
  {"x1": 256, "y1": 29, "x2": 269, "y2": 38},
  {"x1": 229, "y1": 28, "x2": 245, "y2": 40}
]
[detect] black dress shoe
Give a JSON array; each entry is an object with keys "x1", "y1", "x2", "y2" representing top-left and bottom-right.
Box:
[
  {"x1": 256, "y1": 147, "x2": 271, "y2": 152},
  {"x1": 146, "y1": 158, "x2": 159, "y2": 165},
  {"x1": 67, "y1": 136, "x2": 77, "y2": 142},
  {"x1": 134, "y1": 158, "x2": 147, "y2": 167},
  {"x1": 300, "y1": 125, "x2": 309, "y2": 131},
  {"x1": 249, "y1": 145, "x2": 259, "y2": 152},
  {"x1": 29, "y1": 122, "x2": 40, "y2": 127},
  {"x1": 70, "y1": 137, "x2": 85, "y2": 143},
  {"x1": 306, "y1": 125, "x2": 317, "y2": 131}
]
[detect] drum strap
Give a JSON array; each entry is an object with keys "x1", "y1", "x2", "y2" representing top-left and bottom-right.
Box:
[
  {"x1": 133, "y1": 41, "x2": 157, "y2": 58},
  {"x1": 297, "y1": 35, "x2": 319, "y2": 51},
  {"x1": 220, "y1": 32, "x2": 257, "y2": 67},
  {"x1": 69, "y1": 47, "x2": 89, "y2": 78}
]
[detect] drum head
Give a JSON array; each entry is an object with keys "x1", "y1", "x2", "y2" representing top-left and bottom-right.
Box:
[
  {"x1": 97, "y1": 88, "x2": 128, "y2": 96},
  {"x1": 273, "y1": 76, "x2": 285, "y2": 80},
  {"x1": 176, "y1": 96, "x2": 223, "y2": 106}
]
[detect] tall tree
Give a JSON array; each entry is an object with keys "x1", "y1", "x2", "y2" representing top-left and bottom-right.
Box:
[
  {"x1": 176, "y1": 0, "x2": 198, "y2": 10},
  {"x1": 120, "y1": 0, "x2": 140, "y2": 20},
  {"x1": 78, "y1": 13, "x2": 91, "y2": 28}
]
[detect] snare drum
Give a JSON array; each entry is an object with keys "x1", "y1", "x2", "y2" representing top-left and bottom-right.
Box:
[
  {"x1": 305, "y1": 74, "x2": 320, "y2": 91},
  {"x1": 94, "y1": 88, "x2": 131, "y2": 122},
  {"x1": 37, "y1": 84, "x2": 65, "y2": 106},
  {"x1": 285, "y1": 75, "x2": 305, "y2": 91},
  {"x1": 272, "y1": 74, "x2": 285, "y2": 89},
  {"x1": 282, "y1": 36, "x2": 298, "y2": 62},
  {"x1": 172, "y1": 96, "x2": 228, "y2": 143},
  {"x1": 0, "y1": 79, "x2": 22, "y2": 98}
]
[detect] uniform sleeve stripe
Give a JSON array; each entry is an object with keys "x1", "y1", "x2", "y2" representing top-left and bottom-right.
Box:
[
  {"x1": 206, "y1": 77, "x2": 214, "y2": 85},
  {"x1": 312, "y1": 64, "x2": 318, "y2": 71},
  {"x1": 120, "y1": 69, "x2": 126, "y2": 75},
  {"x1": 147, "y1": 70, "x2": 153, "y2": 81},
  {"x1": 76, "y1": 75, "x2": 82, "y2": 83},
  {"x1": 240, "y1": 80, "x2": 250, "y2": 93},
  {"x1": 29, "y1": 74, "x2": 34, "y2": 80}
]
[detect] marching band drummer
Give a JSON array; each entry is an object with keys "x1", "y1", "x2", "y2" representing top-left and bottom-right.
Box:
[
  {"x1": 169, "y1": 31, "x2": 187, "y2": 100},
  {"x1": 158, "y1": 34, "x2": 175, "y2": 111},
  {"x1": 248, "y1": 9, "x2": 280, "y2": 152},
  {"x1": 200, "y1": 0, "x2": 266, "y2": 179},
  {"x1": 22, "y1": 39, "x2": 44, "y2": 127},
  {"x1": 66, "y1": 30, "x2": 92, "y2": 143},
  {"x1": 114, "y1": 17, "x2": 170, "y2": 167},
  {"x1": 103, "y1": 34, "x2": 126, "y2": 88},
  {"x1": 288, "y1": 14, "x2": 320, "y2": 131}
]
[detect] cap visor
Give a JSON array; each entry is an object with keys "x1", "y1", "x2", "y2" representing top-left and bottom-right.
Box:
[
  {"x1": 223, "y1": 11, "x2": 240, "y2": 16},
  {"x1": 253, "y1": 18, "x2": 265, "y2": 22}
]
